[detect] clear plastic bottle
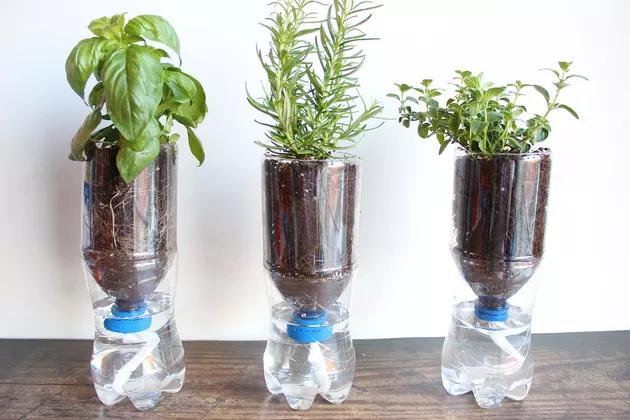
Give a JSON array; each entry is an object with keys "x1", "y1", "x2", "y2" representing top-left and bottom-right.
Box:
[
  {"x1": 261, "y1": 156, "x2": 360, "y2": 410},
  {"x1": 82, "y1": 145, "x2": 184, "y2": 411},
  {"x1": 441, "y1": 301, "x2": 534, "y2": 408},
  {"x1": 263, "y1": 302, "x2": 355, "y2": 410},
  {"x1": 442, "y1": 148, "x2": 551, "y2": 408}
]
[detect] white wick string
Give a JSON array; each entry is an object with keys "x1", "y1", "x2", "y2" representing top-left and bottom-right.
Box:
[{"x1": 112, "y1": 331, "x2": 160, "y2": 394}]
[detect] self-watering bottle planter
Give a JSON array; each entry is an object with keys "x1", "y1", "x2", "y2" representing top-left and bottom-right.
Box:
[
  {"x1": 248, "y1": 0, "x2": 382, "y2": 410},
  {"x1": 262, "y1": 157, "x2": 360, "y2": 409},
  {"x1": 66, "y1": 13, "x2": 207, "y2": 411},
  {"x1": 391, "y1": 62, "x2": 586, "y2": 408}
]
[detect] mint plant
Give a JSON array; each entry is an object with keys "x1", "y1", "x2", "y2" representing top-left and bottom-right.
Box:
[
  {"x1": 390, "y1": 62, "x2": 587, "y2": 154},
  {"x1": 66, "y1": 13, "x2": 207, "y2": 182},
  {"x1": 247, "y1": 0, "x2": 383, "y2": 159}
]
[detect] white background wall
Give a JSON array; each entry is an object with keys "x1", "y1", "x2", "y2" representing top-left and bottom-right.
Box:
[{"x1": 0, "y1": 0, "x2": 628, "y2": 340}]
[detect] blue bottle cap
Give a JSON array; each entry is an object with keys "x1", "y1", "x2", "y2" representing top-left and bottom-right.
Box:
[
  {"x1": 104, "y1": 303, "x2": 151, "y2": 333},
  {"x1": 287, "y1": 324, "x2": 333, "y2": 343},
  {"x1": 475, "y1": 301, "x2": 511, "y2": 322},
  {"x1": 293, "y1": 309, "x2": 328, "y2": 326},
  {"x1": 287, "y1": 309, "x2": 332, "y2": 343}
]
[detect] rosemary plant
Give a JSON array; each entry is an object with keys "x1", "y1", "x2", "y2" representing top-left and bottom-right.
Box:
[
  {"x1": 390, "y1": 61, "x2": 587, "y2": 154},
  {"x1": 248, "y1": 0, "x2": 383, "y2": 159}
]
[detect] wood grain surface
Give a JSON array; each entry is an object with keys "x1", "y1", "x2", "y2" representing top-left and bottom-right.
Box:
[{"x1": 0, "y1": 332, "x2": 628, "y2": 419}]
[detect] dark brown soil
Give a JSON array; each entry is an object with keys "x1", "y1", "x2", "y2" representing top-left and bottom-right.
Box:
[
  {"x1": 451, "y1": 149, "x2": 551, "y2": 308},
  {"x1": 262, "y1": 157, "x2": 360, "y2": 311},
  {"x1": 82, "y1": 145, "x2": 177, "y2": 311}
]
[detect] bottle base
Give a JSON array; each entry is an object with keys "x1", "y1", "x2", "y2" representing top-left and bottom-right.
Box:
[
  {"x1": 93, "y1": 367, "x2": 185, "y2": 410},
  {"x1": 442, "y1": 371, "x2": 532, "y2": 408},
  {"x1": 264, "y1": 372, "x2": 353, "y2": 410}
]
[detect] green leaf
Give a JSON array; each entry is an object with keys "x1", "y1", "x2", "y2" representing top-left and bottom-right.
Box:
[
  {"x1": 486, "y1": 86, "x2": 506, "y2": 99},
  {"x1": 88, "y1": 14, "x2": 125, "y2": 39},
  {"x1": 439, "y1": 139, "x2": 449, "y2": 154},
  {"x1": 418, "y1": 124, "x2": 429, "y2": 138},
  {"x1": 125, "y1": 15, "x2": 181, "y2": 56},
  {"x1": 448, "y1": 116, "x2": 459, "y2": 134},
  {"x1": 558, "y1": 61, "x2": 572, "y2": 72},
  {"x1": 557, "y1": 104, "x2": 580, "y2": 119},
  {"x1": 164, "y1": 69, "x2": 197, "y2": 103},
  {"x1": 69, "y1": 106, "x2": 102, "y2": 161},
  {"x1": 173, "y1": 113, "x2": 197, "y2": 128},
  {"x1": 566, "y1": 74, "x2": 589, "y2": 81},
  {"x1": 88, "y1": 82, "x2": 104, "y2": 108},
  {"x1": 186, "y1": 126, "x2": 205, "y2": 166},
  {"x1": 171, "y1": 71, "x2": 207, "y2": 125},
  {"x1": 66, "y1": 38, "x2": 117, "y2": 98},
  {"x1": 535, "y1": 127, "x2": 549, "y2": 143},
  {"x1": 116, "y1": 118, "x2": 161, "y2": 183},
  {"x1": 395, "y1": 83, "x2": 412, "y2": 93},
  {"x1": 540, "y1": 68, "x2": 560, "y2": 77},
  {"x1": 148, "y1": 47, "x2": 170, "y2": 59},
  {"x1": 386, "y1": 93, "x2": 400, "y2": 100},
  {"x1": 469, "y1": 120, "x2": 488, "y2": 135},
  {"x1": 468, "y1": 101, "x2": 483, "y2": 115},
  {"x1": 532, "y1": 85, "x2": 550, "y2": 102},
  {"x1": 101, "y1": 44, "x2": 163, "y2": 142}
]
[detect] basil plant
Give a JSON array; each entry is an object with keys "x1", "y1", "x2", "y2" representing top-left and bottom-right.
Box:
[{"x1": 66, "y1": 13, "x2": 207, "y2": 182}]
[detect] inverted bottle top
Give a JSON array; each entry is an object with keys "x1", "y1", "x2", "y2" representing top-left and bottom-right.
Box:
[
  {"x1": 287, "y1": 309, "x2": 333, "y2": 343},
  {"x1": 104, "y1": 301, "x2": 151, "y2": 333},
  {"x1": 475, "y1": 299, "x2": 510, "y2": 322}
]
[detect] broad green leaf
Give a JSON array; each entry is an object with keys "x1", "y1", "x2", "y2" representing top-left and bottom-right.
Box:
[
  {"x1": 418, "y1": 124, "x2": 429, "y2": 138},
  {"x1": 102, "y1": 44, "x2": 163, "y2": 142},
  {"x1": 125, "y1": 15, "x2": 180, "y2": 56},
  {"x1": 468, "y1": 101, "x2": 483, "y2": 115},
  {"x1": 186, "y1": 126, "x2": 205, "y2": 166},
  {"x1": 535, "y1": 128, "x2": 549, "y2": 143},
  {"x1": 470, "y1": 120, "x2": 488, "y2": 135},
  {"x1": 69, "y1": 106, "x2": 102, "y2": 161},
  {"x1": 88, "y1": 14, "x2": 125, "y2": 39},
  {"x1": 172, "y1": 71, "x2": 207, "y2": 125},
  {"x1": 385, "y1": 93, "x2": 400, "y2": 100},
  {"x1": 395, "y1": 83, "x2": 411, "y2": 93},
  {"x1": 116, "y1": 118, "x2": 161, "y2": 183},
  {"x1": 164, "y1": 69, "x2": 197, "y2": 104},
  {"x1": 66, "y1": 37, "x2": 117, "y2": 98},
  {"x1": 174, "y1": 113, "x2": 196, "y2": 127},
  {"x1": 448, "y1": 116, "x2": 459, "y2": 134},
  {"x1": 532, "y1": 85, "x2": 550, "y2": 102},
  {"x1": 557, "y1": 104, "x2": 579, "y2": 119},
  {"x1": 439, "y1": 139, "x2": 449, "y2": 154},
  {"x1": 150, "y1": 47, "x2": 170, "y2": 58},
  {"x1": 486, "y1": 111, "x2": 504, "y2": 122},
  {"x1": 486, "y1": 86, "x2": 505, "y2": 99},
  {"x1": 88, "y1": 82, "x2": 104, "y2": 108}
]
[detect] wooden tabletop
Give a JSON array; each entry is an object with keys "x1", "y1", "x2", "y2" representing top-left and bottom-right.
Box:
[{"x1": 0, "y1": 332, "x2": 628, "y2": 419}]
